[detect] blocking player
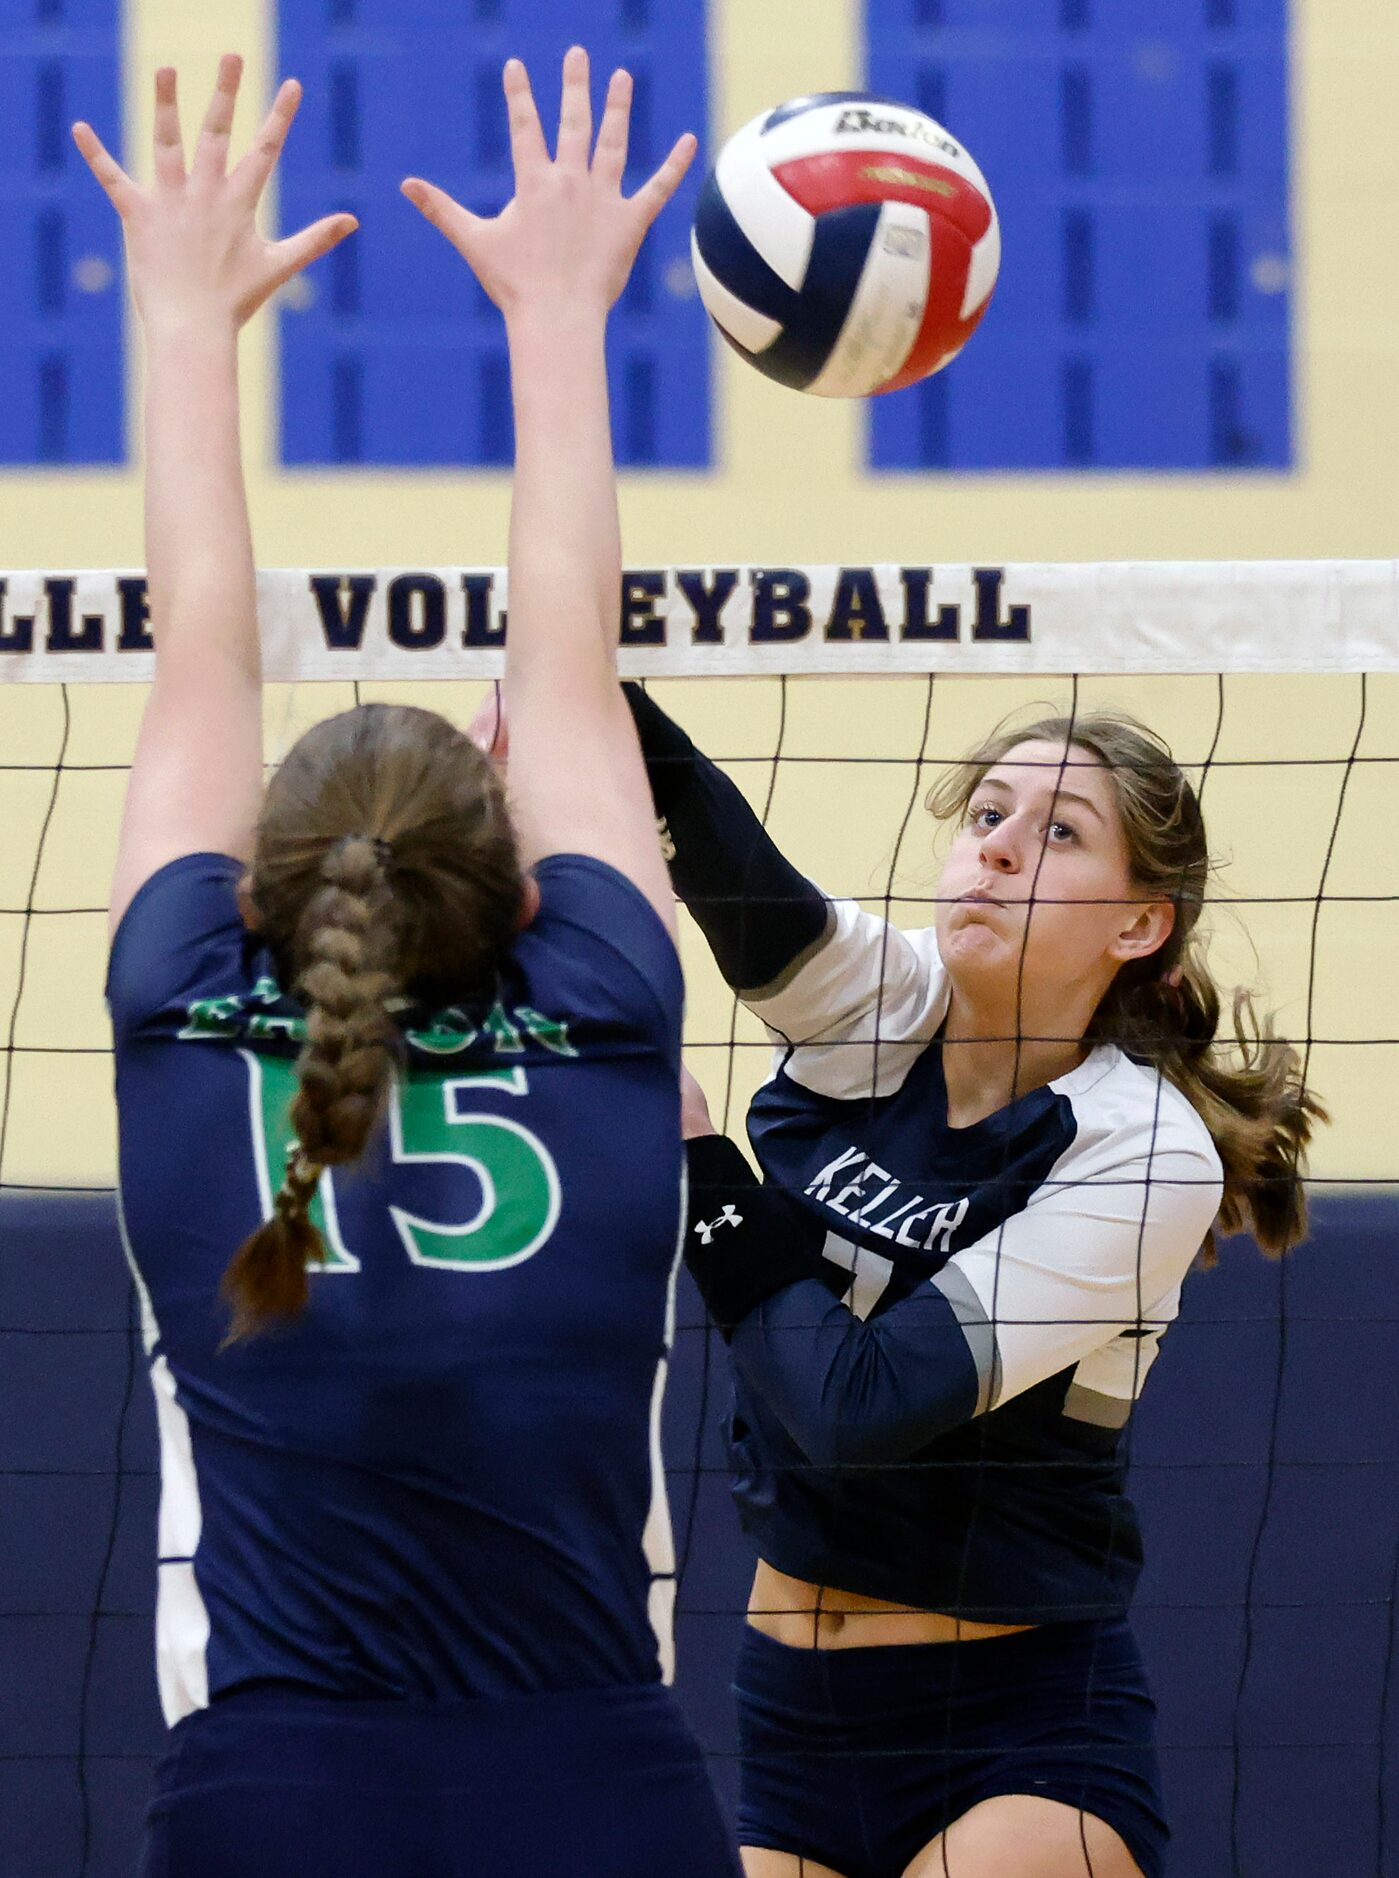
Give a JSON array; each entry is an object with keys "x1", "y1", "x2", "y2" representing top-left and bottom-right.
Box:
[{"x1": 79, "y1": 51, "x2": 739, "y2": 1877}]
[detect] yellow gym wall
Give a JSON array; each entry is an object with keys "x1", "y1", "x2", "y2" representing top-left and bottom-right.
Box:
[
  {"x1": 5, "y1": 0, "x2": 1399, "y2": 565},
  {"x1": 1, "y1": 0, "x2": 1395, "y2": 1188}
]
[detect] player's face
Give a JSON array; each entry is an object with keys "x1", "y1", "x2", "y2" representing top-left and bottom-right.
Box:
[{"x1": 934, "y1": 739, "x2": 1172, "y2": 1006}]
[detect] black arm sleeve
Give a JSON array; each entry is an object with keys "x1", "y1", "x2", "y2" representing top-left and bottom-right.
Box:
[
  {"x1": 623, "y1": 682, "x2": 829, "y2": 996},
  {"x1": 683, "y1": 1133, "x2": 843, "y2": 1339},
  {"x1": 683, "y1": 1136, "x2": 984, "y2": 1456}
]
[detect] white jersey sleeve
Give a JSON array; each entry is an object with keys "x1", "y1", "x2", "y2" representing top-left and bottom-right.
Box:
[
  {"x1": 746, "y1": 899, "x2": 950, "y2": 1099},
  {"x1": 942, "y1": 1068, "x2": 1225, "y2": 1413},
  {"x1": 727, "y1": 1059, "x2": 1225, "y2": 1467}
]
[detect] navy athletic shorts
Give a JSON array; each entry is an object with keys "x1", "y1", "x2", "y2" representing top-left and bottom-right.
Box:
[
  {"x1": 735, "y1": 1617, "x2": 1168, "y2": 1878},
  {"x1": 141, "y1": 1680, "x2": 742, "y2": 1878}
]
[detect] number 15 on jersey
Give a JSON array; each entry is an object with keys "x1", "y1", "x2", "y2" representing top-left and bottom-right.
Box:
[{"x1": 243, "y1": 1052, "x2": 561, "y2": 1276}]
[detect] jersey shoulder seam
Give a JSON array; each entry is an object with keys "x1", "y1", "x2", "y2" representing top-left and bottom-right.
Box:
[{"x1": 1068, "y1": 1050, "x2": 1223, "y2": 1173}]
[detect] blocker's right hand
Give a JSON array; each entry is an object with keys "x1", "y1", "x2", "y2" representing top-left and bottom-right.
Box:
[
  {"x1": 72, "y1": 56, "x2": 357, "y2": 335},
  {"x1": 401, "y1": 47, "x2": 695, "y2": 323}
]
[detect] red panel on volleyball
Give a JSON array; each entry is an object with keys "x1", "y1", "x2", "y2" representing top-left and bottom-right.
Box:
[
  {"x1": 879, "y1": 216, "x2": 983, "y2": 394},
  {"x1": 770, "y1": 149, "x2": 992, "y2": 243}
]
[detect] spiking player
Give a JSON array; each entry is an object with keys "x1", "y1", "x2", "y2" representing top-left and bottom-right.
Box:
[
  {"x1": 623, "y1": 688, "x2": 1323, "y2": 1878},
  {"x1": 78, "y1": 52, "x2": 741, "y2": 1877}
]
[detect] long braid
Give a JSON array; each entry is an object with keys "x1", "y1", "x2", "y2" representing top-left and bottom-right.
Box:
[
  {"x1": 222, "y1": 702, "x2": 526, "y2": 1340},
  {"x1": 222, "y1": 836, "x2": 401, "y2": 1339},
  {"x1": 291, "y1": 837, "x2": 400, "y2": 1169}
]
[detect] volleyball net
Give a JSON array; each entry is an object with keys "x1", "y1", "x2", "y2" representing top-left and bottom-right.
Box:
[{"x1": 2, "y1": 560, "x2": 1397, "y2": 1873}]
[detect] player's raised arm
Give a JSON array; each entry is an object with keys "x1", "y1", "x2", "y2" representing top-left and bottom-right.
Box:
[
  {"x1": 74, "y1": 59, "x2": 356, "y2": 935},
  {"x1": 403, "y1": 50, "x2": 694, "y2": 939}
]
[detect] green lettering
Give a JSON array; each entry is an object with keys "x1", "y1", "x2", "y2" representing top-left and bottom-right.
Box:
[
  {"x1": 517, "y1": 1008, "x2": 577, "y2": 1057},
  {"x1": 406, "y1": 1008, "x2": 479, "y2": 1055},
  {"x1": 248, "y1": 1011, "x2": 308, "y2": 1043},
  {"x1": 178, "y1": 994, "x2": 245, "y2": 1041},
  {"x1": 482, "y1": 1000, "x2": 525, "y2": 1054}
]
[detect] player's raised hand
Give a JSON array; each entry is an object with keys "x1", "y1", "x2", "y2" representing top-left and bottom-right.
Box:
[
  {"x1": 466, "y1": 688, "x2": 509, "y2": 769},
  {"x1": 679, "y1": 1064, "x2": 718, "y2": 1142},
  {"x1": 72, "y1": 56, "x2": 357, "y2": 334},
  {"x1": 402, "y1": 47, "x2": 696, "y2": 321}
]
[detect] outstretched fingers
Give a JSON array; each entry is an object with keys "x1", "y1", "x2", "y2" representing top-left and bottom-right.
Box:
[
  {"x1": 151, "y1": 65, "x2": 185, "y2": 186},
  {"x1": 629, "y1": 131, "x2": 698, "y2": 230},
  {"x1": 271, "y1": 211, "x2": 359, "y2": 288},
  {"x1": 71, "y1": 122, "x2": 141, "y2": 216},
  {"x1": 193, "y1": 52, "x2": 243, "y2": 180},
  {"x1": 555, "y1": 45, "x2": 592, "y2": 169},
  {"x1": 502, "y1": 58, "x2": 548, "y2": 177},
  {"x1": 232, "y1": 77, "x2": 303, "y2": 206},
  {"x1": 592, "y1": 68, "x2": 631, "y2": 185},
  {"x1": 401, "y1": 177, "x2": 487, "y2": 267}
]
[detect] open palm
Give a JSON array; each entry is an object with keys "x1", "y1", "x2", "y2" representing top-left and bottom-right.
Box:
[
  {"x1": 73, "y1": 55, "x2": 356, "y2": 334},
  {"x1": 402, "y1": 48, "x2": 696, "y2": 320}
]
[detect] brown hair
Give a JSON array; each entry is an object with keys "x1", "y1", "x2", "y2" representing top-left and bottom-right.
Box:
[
  {"x1": 926, "y1": 710, "x2": 1326, "y2": 1262},
  {"x1": 222, "y1": 702, "x2": 525, "y2": 1339}
]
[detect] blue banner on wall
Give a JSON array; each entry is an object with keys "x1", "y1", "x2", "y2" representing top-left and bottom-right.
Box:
[
  {"x1": 0, "y1": 0, "x2": 125, "y2": 465},
  {"x1": 866, "y1": 0, "x2": 1293, "y2": 472},
  {"x1": 276, "y1": 0, "x2": 712, "y2": 469}
]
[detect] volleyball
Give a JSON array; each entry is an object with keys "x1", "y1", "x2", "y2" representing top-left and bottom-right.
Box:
[{"x1": 691, "y1": 91, "x2": 1000, "y2": 399}]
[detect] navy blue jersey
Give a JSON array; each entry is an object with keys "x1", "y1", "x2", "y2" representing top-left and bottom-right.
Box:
[{"x1": 108, "y1": 852, "x2": 686, "y2": 1724}]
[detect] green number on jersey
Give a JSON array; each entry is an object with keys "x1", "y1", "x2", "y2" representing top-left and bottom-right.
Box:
[
  {"x1": 241, "y1": 1050, "x2": 360, "y2": 1272},
  {"x1": 241, "y1": 1054, "x2": 559, "y2": 1276},
  {"x1": 387, "y1": 1067, "x2": 561, "y2": 1270}
]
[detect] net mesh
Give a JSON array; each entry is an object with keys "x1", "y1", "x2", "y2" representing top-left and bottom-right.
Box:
[{"x1": 2, "y1": 652, "x2": 1397, "y2": 1874}]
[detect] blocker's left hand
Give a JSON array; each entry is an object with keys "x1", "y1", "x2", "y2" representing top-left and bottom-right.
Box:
[
  {"x1": 73, "y1": 55, "x2": 357, "y2": 335},
  {"x1": 467, "y1": 688, "x2": 509, "y2": 767}
]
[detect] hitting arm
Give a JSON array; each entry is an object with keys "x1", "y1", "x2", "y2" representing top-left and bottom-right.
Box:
[
  {"x1": 624, "y1": 682, "x2": 831, "y2": 990},
  {"x1": 684, "y1": 1129, "x2": 1221, "y2": 1469}
]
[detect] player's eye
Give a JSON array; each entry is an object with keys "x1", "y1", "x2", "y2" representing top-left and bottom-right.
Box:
[
  {"x1": 1047, "y1": 820, "x2": 1077, "y2": 844},
  {"x1": 967, "y1": 801, "x2": 1002, "y2": 829}
]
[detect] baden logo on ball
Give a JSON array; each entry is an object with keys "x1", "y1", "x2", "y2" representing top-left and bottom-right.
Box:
[{"x1": 692, "y1": 90, "x2": 1001, "y2": 400}]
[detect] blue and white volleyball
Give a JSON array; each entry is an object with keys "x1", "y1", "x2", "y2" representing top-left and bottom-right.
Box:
[{"x1": 691, "y1": 92, "x2": 1001, "y2": 398}]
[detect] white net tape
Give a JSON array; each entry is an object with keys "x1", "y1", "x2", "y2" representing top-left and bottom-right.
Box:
[{"x1": 2, "y1": 559, "x2": 1398, "y2": 681}]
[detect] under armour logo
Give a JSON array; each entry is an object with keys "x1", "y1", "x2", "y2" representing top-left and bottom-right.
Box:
[{"x1": 694, "y1": 1206, "x2": 743, "y2": 1245}]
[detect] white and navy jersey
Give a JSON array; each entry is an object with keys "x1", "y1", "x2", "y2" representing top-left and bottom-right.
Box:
[
  {"x1": 108, "y1": 852, "x2": 685, "y2": 1723},
  {"x1": 729, "y1": 896, "x2": 1224, "y2": 1618},
  {"x1": 626, "y1": 687, "x2": 1225, "y2": 1622}
]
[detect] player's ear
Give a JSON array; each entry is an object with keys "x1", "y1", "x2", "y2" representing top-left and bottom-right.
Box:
[
  {"x1": 1108, "y1": 898, "x2": 1173, "y2": 966},
  {"x1": 514, "y1": 873, "x2": 541, "y2": 932},
  {"x1": 236, "y1": 872, "x2": 264, "y2": 932}
]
